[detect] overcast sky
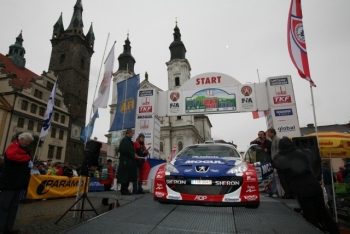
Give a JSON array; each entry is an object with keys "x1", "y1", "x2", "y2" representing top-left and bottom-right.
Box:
[{"x1": 1, "y1": 0, "x2": 350, "y2": 151}]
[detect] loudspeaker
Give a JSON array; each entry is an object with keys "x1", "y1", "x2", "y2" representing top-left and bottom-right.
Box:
[
  {"x1": 84, "y1": 140, "x2": 102, "y2": 167},
  {"x1": 292, "y1": 136, "x2": 322, "y2": 180}
]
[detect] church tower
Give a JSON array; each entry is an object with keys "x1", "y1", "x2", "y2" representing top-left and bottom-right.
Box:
[
  {"x1": 48, "y1": 0, "x2": 95, "y2": 164},
  {"x1": 6, "y1": 31, "x2": 26, "y2": 69},
  {"x1": 166, "y1": 22, "x2": 191, "y2": 90}
]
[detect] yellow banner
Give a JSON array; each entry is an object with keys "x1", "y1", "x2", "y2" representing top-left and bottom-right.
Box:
[{"x1": 26, "y1": 175, "x2": 89, "y2": 199}]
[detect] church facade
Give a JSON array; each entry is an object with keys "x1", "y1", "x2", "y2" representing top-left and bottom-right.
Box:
[{"x1": 106, "y1": 24, "x2": 212, "y2": 160}]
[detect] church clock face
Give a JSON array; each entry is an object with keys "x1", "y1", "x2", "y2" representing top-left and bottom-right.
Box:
[
  {"x1": 71, "y1": 124, "x2": 81, "y2": 140},
  {"x1": 58, "y1": 41, "x2": 70, "y2": 52}
]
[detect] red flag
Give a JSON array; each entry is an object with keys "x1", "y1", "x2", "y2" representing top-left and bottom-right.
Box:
[
  {"x1": 287, "y1": 0, "x2": 316, "y2": 87},
  {"x1": 252, "y1": 111, "x2": 267, "y2": 119}
]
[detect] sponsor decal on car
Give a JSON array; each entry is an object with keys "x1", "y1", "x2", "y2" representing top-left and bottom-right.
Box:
[
  {"x1": 184, "y1": 160, "x2": 224, "y2": 164},
  {"x1": 269, "y1": 78, "x2": 289, "y2": 86},
  {"x1": 223, "y1": 198, "x2": 241, "y2": 202},
  {"x1": 245, "y1": 171, "x2": 254, "y2": 175},
  {"x1": 184, "y1": 169, "x2": 192, "y2": 172},
  {"x1": 166, "y1": 180, "x2": 186, "y2": 185},
  {"x1": 155, "y1": 192, "x2": 164, "y2": 197},
  {"x1": 192, "y1": 156, "x2": 219, "y2": 158},
  {"x1": 246, "y1": 176, "x2": 257, "y2": 181},
  {"x1": 246, "y1": 185, "x2": 257, "y2": 193},
  {"x1": 167, "y1": 195, "x2": 181, "y2": 200},
  {"x1": 156, "y1": 175, "x2": 163, "y2": 179},
  {"x1": 215, "y1": 181, "x2": 240, "y2": 186},
  {"x1": 210, "y1": 169, "x2": 220, "y2": 173},
  {"x1": 156, "y1": 183, "x2": 163, "y2": 190},
  {"x1": 194, "y1": 196, "x2": 207, "y2": 201},
  {"x1": 244, "y1": 195, "x2": 258, "y2": 201}
]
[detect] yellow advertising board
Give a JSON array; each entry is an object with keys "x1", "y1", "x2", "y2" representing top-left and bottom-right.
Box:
[{"x1": 26, "y1": 175, "x2": 89, "y2": 199}]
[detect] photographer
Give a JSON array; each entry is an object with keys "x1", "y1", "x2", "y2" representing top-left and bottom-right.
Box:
[{"x1": 250, "y1": 130, "x2": 272, "y2": 155}]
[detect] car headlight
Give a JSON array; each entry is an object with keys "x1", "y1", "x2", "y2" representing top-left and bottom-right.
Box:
[
  {"x1": 226, "y1": 162, "x2": 248, "y2": 174},
  {"x1": 164, "y1": 163, "x2": 179, "y2": 173}
]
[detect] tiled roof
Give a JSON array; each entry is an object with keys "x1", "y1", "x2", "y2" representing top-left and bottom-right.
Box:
[{"x1": 0, "y1": 53, "x2": 41, "y2": 89}]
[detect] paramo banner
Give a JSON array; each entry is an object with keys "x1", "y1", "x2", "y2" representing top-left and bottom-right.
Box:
[{"x1": 26, "y1": 175, "x2": 88, "y2": 199}]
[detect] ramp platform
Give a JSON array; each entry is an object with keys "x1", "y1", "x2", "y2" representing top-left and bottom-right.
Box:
[{"x1": 64, "y1": 194, "x2": 321, "y2": 234}]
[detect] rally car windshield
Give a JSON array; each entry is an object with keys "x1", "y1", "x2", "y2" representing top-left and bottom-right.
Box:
[{"x1": 177, "y1": 145, "x2": 241, "y2": 158}]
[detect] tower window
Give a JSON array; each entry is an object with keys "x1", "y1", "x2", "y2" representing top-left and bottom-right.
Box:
[
  {"x1": 46, "y1": 81, "x2": 54, "y2": 90},
  {"x1": 177, "y1": 116, "x2": 182, "y2": 120},
  {"x1": 53, "y1": 34, "x2": 57, "y2": 38},
  {"x1": 30, "y1": 104, "x2": 37, "y2": 114},
  {"x1": 59, "y1": 54, "x2": 65, "y2": 64},
  {"x1": 80, "y1": 58, "x2": 85, "y2": 69},
  {"x1": 10, "y1": 49, "x2": 13, "y2": 54},
  {"x1": 21, "y1": 100, "x2": 28, "y2": 110},
  {"x1": 175, "y1": 77, "x2": 180, "y2": 86}
]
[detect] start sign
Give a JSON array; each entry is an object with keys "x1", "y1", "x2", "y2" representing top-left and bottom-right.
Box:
[{"x1": 196, "y1": 76, "x2": 221, "y2": 85}]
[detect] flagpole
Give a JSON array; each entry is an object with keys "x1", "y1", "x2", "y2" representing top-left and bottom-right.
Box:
[
  {"x1": 32, "y1": 137, "x2": 41, "y2": 162},
  {"x1": 85, "y1": 34, "x2": 111, "y2": 147},
  {"x1": 310, "y1": 85, "x2": 319, "y2": 141}
]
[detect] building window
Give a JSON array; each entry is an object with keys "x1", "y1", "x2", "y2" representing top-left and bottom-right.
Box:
[
  {"x1": 59, "y1": 130, "x2": 64, "y2": 140},
  {"x1": 37, "y1": 123, "x2": 42, "y2": 132},
  {"x1": 21, "y1": 100, "x2": 28, "y2": 110},
  {"x1": 48, "y1": 145, "x2": 55, "y2": 159},
  {"x1": 178, "y1": 141, "x2": 183, "y2": 151},
  {"x1": 34, "y1": 89, "x2": 43, "y2": 99},
  {"x1": 17, "y1": 118, "x2": 24, "y2": 128},
  {"x1": 51, "y1": 128, "x2": 56, "y2": 138},
  {"x1": 56, "y1": 147, "x2": 62, "y2": 160},
  {"x1": 59, "y1": 54, "x2": 65, "y2": 64},
  {"x1": 60, "y1": 115, "x2": 65, "y2": 124},
  {"x1": 28, "y1": 121, "x2": 34, "y2": 131},
  {"x1": 177, "y1": 116, "x2": 182, "y2": 120},
  {"x1": 54, "y1": 98, "x2": 61, "y2": 107},
  {"x1": 175, "y1": 77, "x2": 180, "y2": 86},
  {"x1": 54, "y1": 113, "x2": 59, "y2": 121},
  {"x1": 160, "y1": 142, "x2": 164, "y2": 153},
  {"x1": 39, "y1": 107, "x2": 45, "y2": 116},
  {"x1": 46, "y1": 81, "x2": 54, "y2": 90},
  {"x1": 30, "y1": 104, "x2": 37, "y2": 114}
]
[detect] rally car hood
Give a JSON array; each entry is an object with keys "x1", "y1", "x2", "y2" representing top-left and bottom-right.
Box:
[{"x1": 171, "y1": 156, "x2": 242, "y2": 177}]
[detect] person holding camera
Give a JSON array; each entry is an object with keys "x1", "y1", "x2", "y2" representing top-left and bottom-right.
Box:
[
  {"x1": 250, "y1": 130, "x2": 272, "y2": 154},
  {"x1": 0, "y1": 132, "x2": 33, "y2": 233},
  {"x1": 132, "y1": 133, "x2": 149, "y2": 194}
]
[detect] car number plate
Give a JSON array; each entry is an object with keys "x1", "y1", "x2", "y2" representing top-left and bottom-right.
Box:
[{"x1": 191, "y1": 180, "x2": 212, "y2": 185}]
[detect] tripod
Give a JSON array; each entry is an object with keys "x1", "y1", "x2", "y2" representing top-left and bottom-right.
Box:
[{"x1": 55, "y1": 172, "x2": 98, "y2": 224}]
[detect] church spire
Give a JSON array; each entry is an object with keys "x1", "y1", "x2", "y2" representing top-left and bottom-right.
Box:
[
  {"x1": 7, "y1": 31, "x2": 26, "y2": 68},
  {"x1": 66, "y1": 0, "x2": 84, "y2": 31},
  {"x1": 117, "y1": 32, "x2": 136, "y2": 73},
  {"x1": 52, "y1": 13, "x2": 64, "y2": 38},
  {"x1": 85, "y1": 22, "x2": 95, "y2": 48},
  {"x1": 169, "y1": 20, "x2": 186, "y2": 61}
]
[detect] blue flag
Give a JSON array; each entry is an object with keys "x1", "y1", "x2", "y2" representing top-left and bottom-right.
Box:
[
  {"x1": 40, "y1": 77, "x2": 58, "y2": 138},
  {"x1": 109, "y1": 74, "x2": 140, "y2": 131},
  {"x1": 80, "y1": 110, "x2": 99, "y2": 143}
]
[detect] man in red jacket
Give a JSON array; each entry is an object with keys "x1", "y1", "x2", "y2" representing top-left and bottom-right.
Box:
[
  {"x1": 0, "y1": 132, "x2": 33, "y2": 233},
  {"x1": 133, "y1": 133, "x2": 149, "y2": 194},
  {"x1": 100, "y1": 159, "x2": 114, "y2": 205}
]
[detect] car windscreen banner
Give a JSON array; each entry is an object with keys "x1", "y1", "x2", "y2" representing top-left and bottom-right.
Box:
[{"x1": 25, "y1": 175, "x2": 88, "y2": 199}]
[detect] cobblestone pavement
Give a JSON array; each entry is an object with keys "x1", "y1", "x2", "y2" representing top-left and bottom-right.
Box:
[{"x1": 14, "y1": 191, "x2": 136, "y2": 234}]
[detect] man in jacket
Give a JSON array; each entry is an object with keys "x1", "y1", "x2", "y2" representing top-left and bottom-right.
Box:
[
  {"x1": 274, "y1": 137, "x2": 339, "y2": 234},
  {"x1": 265, "y1": 128, "x2": 280, "y2": 198},
  {"x1": 0, "y1": 132, "x2": 33, "y2": 233},
  {"x1": 250, "y1": 130, "x2": 272, "y2": 155},
  {"x1": 100, "y1": 159, "x2": 114, "y2": 205},
  {"x1": 133, "y1": 133, "x2": 149, "y2": 194},
  {"x1": 118, "y1": 129, "x2": 138, "y2": 195}
]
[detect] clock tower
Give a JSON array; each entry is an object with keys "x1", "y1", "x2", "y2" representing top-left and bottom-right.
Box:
[
  {"x1": 6, "y1": 31, "x2": 26, "y2": 69},
  {"x1": 48, "y1": 0, "x2": 95, "y2": 164}
]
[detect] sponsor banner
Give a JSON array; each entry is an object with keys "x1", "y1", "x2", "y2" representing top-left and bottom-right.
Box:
[
  {"x1": 274, "y1": 108, "x2": 293, "y2": 117},
  {"x1": 88, "y1": 177, "x2": 104, "y2": 191},
  {"x1": 26, "y1": 175, "x2": 88, "y2": 199},
  {"x1": 275, "y1": 86, "x2": 287, "y2": 95},
  {"x1": 269, "y1": 77, "x2": 289, "y2": 86},
  {"x1": 137, "y1": 89, "x2": 157, "y2": 115},
  {"x1": 183, "y1": 86, "x2": 239, "y2": 114},
  {"x1": 277, "y1": 125, "x2": 296, "y2": 133},
  {"x1": 153, "y1": 117, "x2": 161, "y2": 158},
  {"x1": 273, "y1": 95, "x2": 292, "y2": 104},
  {"x1": 241, "y1": 97, "x2": 254, "y2": 109}
]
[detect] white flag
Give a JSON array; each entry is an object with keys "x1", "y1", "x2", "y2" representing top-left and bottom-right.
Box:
[
  {"x1": 40, "y1": 78, "x2": 58, "y2": 137},
  {"x1": 93, "y1": 43, "x2": 115, "y2": 113}
]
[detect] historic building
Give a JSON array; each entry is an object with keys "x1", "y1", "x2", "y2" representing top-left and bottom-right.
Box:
[
  {"x1": 48, "y1": 0, "x2": 95, "y2": 164},
  {"x1": 0, "y1": 32, "x2": 70, "y2": 162},
  {"x1": 106, "y1": 24, "x2": 212, "y2": 160}
]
